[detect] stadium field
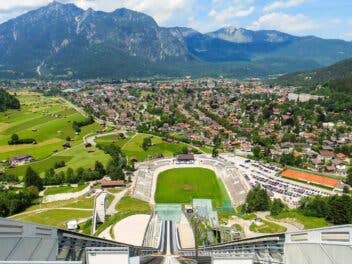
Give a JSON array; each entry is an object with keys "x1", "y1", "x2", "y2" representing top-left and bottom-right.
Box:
[{"x1": 155, "y1": 167, "x2": 230, "y2": 207}]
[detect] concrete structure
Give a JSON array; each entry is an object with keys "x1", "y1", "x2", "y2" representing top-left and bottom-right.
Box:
[
  {"x1": 1, "y1": 217, "x2": 352, "y2": 264},
  {"x1": 85, "y1": 247, "x2": 129, "y2": 264},
  {"x1": 0, "y1": 218, "x2": 157, "y2": 263},
  {"x1": 92, "y1": 191, "x2": 108, "y2": 234}
]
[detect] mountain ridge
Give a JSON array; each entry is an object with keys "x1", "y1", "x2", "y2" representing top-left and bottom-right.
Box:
[{"x1": 1, "y1": 1, "x2": 352, "y2": 79}]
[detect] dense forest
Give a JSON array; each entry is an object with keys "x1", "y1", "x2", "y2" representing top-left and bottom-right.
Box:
[{"x1": 0, "y1": 89, "x2": 20, "y2": 112}]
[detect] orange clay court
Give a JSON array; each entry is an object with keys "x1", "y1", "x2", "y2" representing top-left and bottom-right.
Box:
[{"x1": 281, "y1": 169, "x2": 340, "y2": 188}]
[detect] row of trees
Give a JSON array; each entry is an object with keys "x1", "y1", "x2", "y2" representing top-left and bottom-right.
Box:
[
  {"x1": 8, "y1": 134, "x2": 36, "y2": 145},
  {"x1": 299, "y1": 194, "x2": 352, "y2": 225},
  {"x1": 243, "y1": 184, "x2": 286, "y2": 216},
  {"x1": 43, "y1": 161, "x2": 106, "y2": 186},
  {"x1": 97, "y1": 144, "x2": 127, "y2": 180},
  {"x1": 0, "y1": 89, "x2": 20, "y2": 112},
  {"x1": 72, "y1": 116, "x2": 94, "y2": 132},
  {"x1": 244, "y1": 184, "x2": 352, "y2": 225},
  {"x1": 0, "y1": 186, "x2": 39, "y2": 217}
]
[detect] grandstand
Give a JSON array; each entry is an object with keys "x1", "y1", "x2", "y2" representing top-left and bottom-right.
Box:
[{"x1": 131, "y1": 155, "x2": 249, "y2": 205}]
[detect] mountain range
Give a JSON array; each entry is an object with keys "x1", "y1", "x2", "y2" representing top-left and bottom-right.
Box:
[{"x1": 0, "y1": 1, "x2": 352, "y2": 79}]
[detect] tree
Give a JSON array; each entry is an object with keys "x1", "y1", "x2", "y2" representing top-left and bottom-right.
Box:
[
  {"x1": 299, "y1": 196, "x2": 329, "y2": 218},
  {"x1": 142, "y1": 137, "x2": 152, "y2": 151},
  {"x1": 24, "y1": 167, "x2": 43, "y2": 190},
  {"x1": 106, "y1": 160, "x2": 125, "y2": 180},
  {"x1": 65, "y1": 168, "x2": 77, "y2": 184},
  {"x1": 11, "y1": 134, "x2": 19, "y2": 142},
  {"x1": 327, "y1": 195, "x2": 352, "y2": 225},
  {"x1": 252, "y1": 146, "x2": 262, "y2": 160},
  {"x1": 94, "y1": 161, "x2": 106, "y2": 177},
  {"x1": 0, "y1": 89, "x2": 20, "y2": 112},
  {"x1": 212, "y1": 147, "x2": 219, "y2": 158},
  {"x1": 270, "y1": 198, "x2": 285, "y2": 216},
  {"x1": 343, "y1": 185, "x2": 350, "y2": 194},
  {"x1": 346, "y1": 168, "x2": 352, "y2": 186},
  {"x1": 181, "y1": 146, "x2": 189, "y2": 154},
  {"x1": 0, "y1": 173, "x2": 19, "y2": 183},
  {"x1": 245, "y1": 184, "x2": 271, "y2": 213}
]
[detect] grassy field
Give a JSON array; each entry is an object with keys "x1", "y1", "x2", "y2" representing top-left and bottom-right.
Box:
[
  {"x1": 115, "y1": 195, "x2": 152, "y2": 212},
  {"x1": 6, "y1": 156, "x2": 72, "y2": 177},
  {"x1": 13, "y1": 209, "x2": 92, "y2": 228},
  {"x1": 0, "y1": 92, "x2": 103, "y2": 178},
  {"x1": 235, "y1": 205, "x2": 257, "y2": 220},
  {"x1": 44, "y1": 183, "x2": 88, "y2": 196},
  {"x1": 96, "y1": 134, "x2": 131, "y2": 148},
  {"x1": 95, "y1": 195, "x2": 152, "y2": 235},
  {"x1": 270, "y1": 210, "x2": 328, "y2": 229},
  {"x1": 23, "y1": 195, "x2": 95, "y2": 212},
  {"x1": 155, "y1": 168, "x2": 230, "y2": 207},
  {"x1": 98, "y1": 133, "x2": 197, "y2": 162},
  {"x1": 250, "y1": 219, "x2": 287, "y2": 233},
  {"x1": 55, "y1": 144, "x2": 110, "y2": 172}
]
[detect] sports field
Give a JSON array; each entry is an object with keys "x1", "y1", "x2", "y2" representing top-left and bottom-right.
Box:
[
  {"x1": 281, "y1": 169, "x2": 340, "y2": 189},
  {"x1": 155, "y1": 168, "x2": 230, "y2": 207}
]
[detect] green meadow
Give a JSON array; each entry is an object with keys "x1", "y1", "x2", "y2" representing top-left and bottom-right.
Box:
[
  {"x1": 155, "y1": 167, "x2": 230, "y2": 207},
  {"x1": 97, "y1": 133, "x2": 195, "y2": 162},
  {"x1": 0, "y1": 92, "x2": 104, "y2": 178},
  {"x1": 13, "y1": 209, "x2": 92, "y2": 228}
]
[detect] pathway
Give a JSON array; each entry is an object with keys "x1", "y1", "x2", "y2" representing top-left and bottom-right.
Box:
[
  {"x1": 256, "y1": 211, "x2": 301, "y2": 232},
  {"x1": 107, "y1": 189, "x2": 129, "y2": 215}
]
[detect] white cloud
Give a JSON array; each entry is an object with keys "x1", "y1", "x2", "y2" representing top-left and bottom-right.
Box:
[
  {"x1": 72, "y1": 0, "x2": 193, "y2": 23},
  {"x1": 0, "y1": 0, "x2": 193, "y2": 24},
  {"x1": 208, "y1": 5, "x2": 255, "y2": 26},
  {"x1": 264, "y1": 0, "x2": 306, "y2": 12},
  {"x1": 0, "y1": 1, "x2": 49, "y2": 12},
  {"x1": 249, "y1": 12, "x2": 317, "y2": 34}
]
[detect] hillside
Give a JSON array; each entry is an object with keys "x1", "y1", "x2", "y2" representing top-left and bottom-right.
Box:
[
  {"x1": 1, "y1": 2, "x2": 352, "y2": 79},
  {"x1": 276, "y1": 57, "x2": 352, "y2": 87}
]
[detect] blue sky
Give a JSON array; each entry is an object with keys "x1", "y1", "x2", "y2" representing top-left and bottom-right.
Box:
[{"x1": 0, "y1": 0, "x2": 351, "y2": 40}]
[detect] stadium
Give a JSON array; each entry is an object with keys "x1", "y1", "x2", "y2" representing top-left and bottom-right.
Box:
[{"x1": 1, "y1": 154, "x2": 351, "y2": 264}]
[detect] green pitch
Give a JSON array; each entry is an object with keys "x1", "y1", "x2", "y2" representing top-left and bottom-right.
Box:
[{"x1": 155, "y1": 167, "x2": 230, "y2": 207}]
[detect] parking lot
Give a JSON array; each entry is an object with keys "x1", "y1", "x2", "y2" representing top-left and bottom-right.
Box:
[{"x1": 221, "y1": 154, "x2": 333, "y2": 206}]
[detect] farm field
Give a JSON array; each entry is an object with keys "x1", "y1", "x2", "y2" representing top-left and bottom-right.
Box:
[
  {"x1": 0, "y1": 92, "x2": 104, "y2": 178},
  {"x1": 96, "y1": 134, "x2": 131, "y2": 148},
  {"x1": 155, "y1": 168, "x2": 230, "y2": 207},
  {"x1": 97, "y1": 133, "x2": 197, "y2": 162},
  {"x1": 55, "y1": 144, "x2": 110, "y2": 172}
]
